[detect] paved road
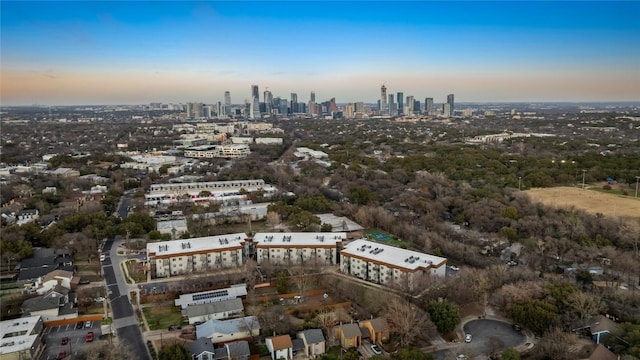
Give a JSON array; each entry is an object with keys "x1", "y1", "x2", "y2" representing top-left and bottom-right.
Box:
[
  {"x1": 102, "y1": 194, "x2": 150, "y2": 360},
  {"x1": 461, "y1": 319, "x2": 525, "y2": 357}
]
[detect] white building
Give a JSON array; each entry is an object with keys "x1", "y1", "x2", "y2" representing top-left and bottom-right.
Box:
[
  {"x1": 266, "y1": 335, "x2": 293, "y2": 360},
  {"x1": 147, "y1": 233, "x2": 247, "y2": 278},
  {"x1": 183, "y1": 144, "x2": 250, "y2": 159},
  {"x1": 195, "y1": 316, "x2": 260, "y2": 344},
  {"x1": 144, "y1": 179, "x2": 276, "y2": 206},
  {"x1": 0, "y1": 315, "x2": 44, "y2": 360},
  {"x1": 254, "y1": 233, "x2": 346, "y2": 266},
  {"x1": 175, "y1": 284, "x2": 247, "y2": 309},
  {"x1": 340, "y1": 239, "x2": 447, "y2": 290},
  {"x1": 35, "y1": 270, "x2": 74, "y2": 295},
  {"x1": 182, "y1": 298, "x2": 244, "y2": 325}
]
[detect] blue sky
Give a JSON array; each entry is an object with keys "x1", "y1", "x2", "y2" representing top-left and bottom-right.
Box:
[{"x1": 1, "y1": 1, "x2": 639, "y2": 105}]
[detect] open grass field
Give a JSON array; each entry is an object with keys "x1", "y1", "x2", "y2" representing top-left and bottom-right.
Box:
[
  {"x1": 525, "y1": 187, "x2": 640, "y2": 219},
  {"x1": 142, "y1": 303, "x2": 184, "y2": 330}
]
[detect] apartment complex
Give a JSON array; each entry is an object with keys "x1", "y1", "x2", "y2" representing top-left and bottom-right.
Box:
[
  {"x1": 340, "y1": 239, "x2": 446, "y2": 290},
  {"x1": 254, "y1": 232, "x2": 347, "y2": 266},
  {"x1": 144, "y1": 179, "x2": 277, "y2": 206},
  {"x1": 183, "y1": 144, "x2": 250, "y2": 159},
  {"x1": 147, "y1": 233, "x2": 248, "y2": 278}
]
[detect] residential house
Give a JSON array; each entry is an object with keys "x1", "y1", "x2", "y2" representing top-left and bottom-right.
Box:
[
  {"x1": 297, "y1": 329, "x2": 326, "y2": 358},
  {"x1": 589, "y1": 316, "x2": 619, "y2": 344},
  {"x1": 360, "y1": 318, "x2": 389, "y2": 345},
  {"x1": 335, "y1": 323, "x2": 361, "y2": 349},
  {"x1": 182, "y1": 298, "x2": 244, "y2": 325},
  {"x1": 196, "y1": 316, "x2": 260, "y2": 344},
  {"x1": 17, "y1": 209, "x2": 39, "y2": 225},
  {"x1": 266, "y1": 335, "x2": 293, "y2": 360},
  {"x1": 21, "y1": 287, "x2": 77, "y2": 322},
  {"x1": 189, "y1": 337, "x2": 215, "y2": 360},
  {"x1": 214, "y1": 340, "x2": 251, "y2": 360},
  {"x1": 1, "y1": 211, "x2": 17, "y2": 226},
  {"x1": 17, "y1": 253, "x2": 74, "y2": 284},
  {"x1": 581, "y1": 344, "x2": 617, "y2": 360},
  {"x1": 35, "y1": 270, "x2": 75, "y2": 295},
  {"x1": 0, "y1": 315, "x2": 44, "y2": 360}
]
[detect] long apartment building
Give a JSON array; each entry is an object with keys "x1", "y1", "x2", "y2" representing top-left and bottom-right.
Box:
[
  {"x1": 147, "y1": 233, "x2": 247, "y2": 278},
  {"x1": 183, "y1": 144, "x2": 250, "y2": 159},
  {"x1": 340, "y1": 239, "x2": 447, "y2": 290},
  {"x1": 253, "y1": 232, "x2": 347, "y2": 266},
  {"x1": 144, "y1": 179, "x2": 277, "y2": 206}
]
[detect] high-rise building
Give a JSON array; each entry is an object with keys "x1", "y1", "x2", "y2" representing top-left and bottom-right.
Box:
[
  {"x1": 443, "y1": 103, "x2": 452, "y2": 118},
  {"x1": 405, "y1": 96, "x2": 414, "y2": 115},
  {"x1": 290, "y1": 93, "x2": 298, "y2": 114},
  {"x1": 446, "y1": 94, "x2": 454, "y2": 117},
  {"x1": 413, "y1": 100, "x2": 421, "y2": 113},
  {"x1": 310, "y1": 91, "x2": 316, "y2": 103},
  {"x1": 380, "y1": 84, "x2": 388, "y2": 115},
  {"x1": 425, "y1": 97, "x2": 434, "y2": 115},
  {"x1": 397, "y1": 92, "x2": 404, "y2": 115},
  {"x1": 388, "y1": 94, "x2": 395, "y2": 116},
  {"x1": 224, "y1": 91, "x2": 231, "y2": 106},
  {"x1": 251, "y1": 85, "x2": 259, "y2": 101},
  {"x1": 354, "y1": 102, "x2": 364, "y2": 113},
  {"x1": 186, "y1": 102, "x2": 204, "y2": 118},
  {"x1": 264, "y1": 90, "x2": 273, "y2": 114},
  {"x1": 251, "y1": 97, "x2": 260, "y2": 119}
]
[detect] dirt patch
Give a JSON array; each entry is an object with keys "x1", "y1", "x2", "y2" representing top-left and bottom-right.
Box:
[{"x1": 525, "y1": 187, "x2": 640, "y2": 219}]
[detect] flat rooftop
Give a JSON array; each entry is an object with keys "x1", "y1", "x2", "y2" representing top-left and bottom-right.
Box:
[
  {"x1": 341, "y1": 239, "x2": 447, "y2": 271},
  {"x1": 0, "y1": 315, "x2": 41, "y2": 355},
  {"x1": 147, "y1": 233, "x2": 247, "y2": 257},
  {"x1": 254, "y1": 232, "x2": 346, "y2": 247}
]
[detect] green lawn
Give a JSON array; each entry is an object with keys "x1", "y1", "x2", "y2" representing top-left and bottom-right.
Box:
[
  {"x1": 142, "y1": 305, "x2": 184, "y2": 331},
  {"x1": 364, "y1": 229, "x2": 407, "y2": 248}
]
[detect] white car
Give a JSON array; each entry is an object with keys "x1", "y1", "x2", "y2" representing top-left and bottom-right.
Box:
[
  {"x1": 94, "y1": 297, "x2": 105, "y2": 303},
  {"x1": 449, "y1": 265, "x2": 459, "y2": 271},
  {"x1": 465, "y1": 334, "x2": 472, "y2": 343},
  {"x1": 370, "y1": 344, "x2": 383, "y2": 355},
  {"x1": 99, "y1": 254, "x2": 106, "y2": 262}
]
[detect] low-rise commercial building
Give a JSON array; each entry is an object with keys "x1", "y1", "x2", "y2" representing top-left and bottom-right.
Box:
[{"x1": 0, "y1": 315, "x2": 44, "y2": 360}]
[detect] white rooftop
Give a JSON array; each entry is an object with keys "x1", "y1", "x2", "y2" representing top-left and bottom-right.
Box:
[
  {"x1": 0, "y1": 315, "x2": 41, "y2": 355},
  {"x1": 147, "y1": 233, "x2": 247, "y2": 257},
  {"x1": 316, "y1": 214, "x2": 364, "y2": 232},
  {"x1": 342, "y1": 239, "x2": 447, "y2": 270},
  {"x1": 254, "y1": 232, "x2": 346, "y2": 247}
]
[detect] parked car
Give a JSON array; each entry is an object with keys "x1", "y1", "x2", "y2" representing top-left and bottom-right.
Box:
[
  {"x1": 61, "y1": 337, "x2": 69, "y2": 345},
  {"x1": 94, "y1": 297, "x2": 105, "y2": 303},
  {"x1": 85, "y1": 321, "x2": 92, "y2": 328},
  {"x1": 465, "y1": 334, "x2": 472, "y2": 343},
  {"x1": 449, "y1": 265, "x2": 459, "y2": 271},
  {"x1": 371, "y1": 344, "x2": 383, "y2": 355},
  {"x1": 79, "y1": 279, "x2": 91, "y2": 285},
  {"x1": 76, "y1": 322, "x2": 84, "y2": 329},
  {"x1": 86, "y1": 332, "x2": 94, "y2": 342},
  {"x1": 512, "y1": 324, "x2": 522, "y2": 332},
  {"x1": 100, "y1": 254, "x2": 106, "y2": 262}
]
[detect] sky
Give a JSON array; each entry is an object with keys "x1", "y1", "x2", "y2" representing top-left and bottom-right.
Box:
[{"x1": 1, "y1": 1, "x2": 640, "y2": 105}]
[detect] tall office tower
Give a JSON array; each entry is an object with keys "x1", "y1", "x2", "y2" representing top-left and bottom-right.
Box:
[
  {"x1": 310, "y1": 91, "x2": 316, "y2": 102},
  {"x1": 380, "y1": 84, "x2": 388, "y2": 115},
  {"x1": 446, "y1": 94, "x2": 454, "y2": 117},
  {"x1": 397, "y1": 92, "x2": 404, "y2": 115},
  {"x1": 251, "y1": 97, "x2": 260, "y2": 119},
  {"x1": 425, "y1": 97, "x2": 434, "y2": 115},
  {"x1": 290, "y1": 93, "x2": 298, "y2": 113},
  {"x1": 278, "y1": 99, "x2": 288, "y2": 115},
  {"x1": 413, "y1": 100, "x2": 421, "y2": 114},
  {"x1": 443, "y1": 103, "x2": 452, "y2": 118},
  {"x1": 354, "y1": 102, "x2": 364, "y2": 113},
  {"x1": 244, "y1": 100, "x2": 251, "y2": 118},
  {"x1": 251, "y1": 85, "x2": 259, "y2": 101},
  {"x1": 405, "y1": 96, "x2": 414, "y2": 115},
  {"x1": 308, "y1": 101, "x2": 316, "y2": 115},
  {"x1": 264, "y1": 90, "x2": 273, "y2": 114},
  {"x1": 388, "y1": 94, "x2": 395, "y2": 116},
  {"x1": 224, "y1": 91, "x2": 231, "y2": 106},
  {"x1": 345, "y1": 103, "x2": 355, "y2": 118}
]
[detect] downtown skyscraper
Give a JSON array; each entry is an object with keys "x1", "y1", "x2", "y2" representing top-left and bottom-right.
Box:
[
  {"x1": 397, "y1": 92, "x2": 404, "y2": 116},
  {"x1": 380, "y1": 84, "x2": 388, "y2": 115},
  {"x1": 446, "y1": 94, "x2": 454, "y2": 117}
]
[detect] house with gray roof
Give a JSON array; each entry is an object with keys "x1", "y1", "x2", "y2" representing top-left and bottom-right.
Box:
[
  {"x1": 189, "y1": 337, "x2": 215, "y2": 360},
  {"x1": 297, "y1": 329, "x2": 326, "y2": 358},
  {"x1": 335, "y1": 323, "x2": 361, "y2": 349},
  {"x1": 214, "y1": 340, "x2": 251, "y2": 360},
  {"x1": 182, "y1": 298, "x2": 244, "y2": 325},
  {"x1": 196, "y1": 316, "x2": 260, "y2": 344}
]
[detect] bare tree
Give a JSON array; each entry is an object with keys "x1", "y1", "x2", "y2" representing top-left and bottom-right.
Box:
[
  {"x1": 566, "y1": 291, "x2": 604, "y2": 321},
  {"x1": 383, "y1": 298, "x2": 431, "y2": 347}
]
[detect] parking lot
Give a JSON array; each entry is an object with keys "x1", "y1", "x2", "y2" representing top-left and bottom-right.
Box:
[{"x1": 40, "y1": 320, "x2": 103, "y2": 360}]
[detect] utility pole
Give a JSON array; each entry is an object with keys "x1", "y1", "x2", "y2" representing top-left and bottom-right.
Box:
[
  {"x1": 636, "y1": 176, "x2": 640, "y2": 198},
  {"x1": 582, "y1": 170, "x2": 587, "y2": 189},
  {"x1": 518, "y1": 176, "x2": 522, "y2": 191}
]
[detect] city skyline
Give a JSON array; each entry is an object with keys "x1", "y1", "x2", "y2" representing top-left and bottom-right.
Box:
[{"x1": 1, "y1": 1, "x2": 639, "y2": 106}]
